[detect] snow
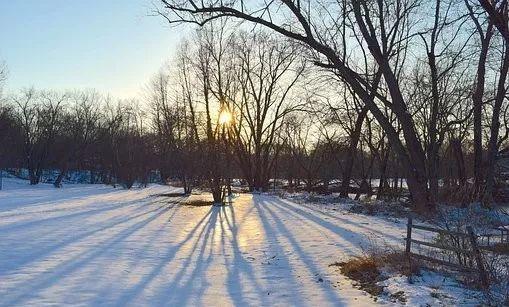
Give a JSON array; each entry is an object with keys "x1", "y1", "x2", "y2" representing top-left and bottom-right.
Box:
[
  {"x1": 378, "y1": 271, "x2": 481, "y2": 306},
  {"x1": 0, "y1": 178, "x2": 482, "y2": 306}
]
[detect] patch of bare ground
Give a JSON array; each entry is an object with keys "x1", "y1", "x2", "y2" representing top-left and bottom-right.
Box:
[{"x1": 179, "y1": 199, "x2": 215, "y2": 207}]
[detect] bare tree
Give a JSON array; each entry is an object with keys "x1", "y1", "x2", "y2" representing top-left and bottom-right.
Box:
[
  {"x1": 465, "y1": 0, "x2": 495, "y2": 194},
  {"x1": 148, "y1": 56, "x2": 201, "y2": 193},
  {"x1": 229, "y1": 31, "x2": 305, "y2": 191},
  {"x1": 13, "y1": 89, "x2": 67, "y2": 184},
  {"x1": 478, "y1": 0, "x2": 509, "y2": 203},
  {"x1": 53, "y1": 90, "x2": 101, "y2": 187},
  {"x1": 154, "y1": 0, "x2": 437, "y2": 212}
]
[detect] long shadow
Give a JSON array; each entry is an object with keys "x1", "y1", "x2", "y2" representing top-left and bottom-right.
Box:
[
  {"x1": 150, "y1": 202, "x2": 269, "y2": 306},
  {"x1": 258, "y1": 197, "x2": 346, "y2": 305},
  {"x1": 0, "y1": 187, "x2": 173, "y2": 220},
  {"x1": 251, "y1": 198, "x2": 309, "y2": 306},
  {"x1": 267, "y1": 204, "x2": 359, "y2": 255},
  {"x1": 298, "y1": 200, "x2": 406, "y2": 233},
  {"x1": 87, "y1": 202, "x2": 183, "y2": 306},
  {"x1": 164, "y1": 206, "x2": 221, "y2": 306},
  {"x1": 111, "y1": 206, "x2": 216, "y2": 305},
  {"x1": 1, "y1": 202, "x2": 174, "y2": 307},
  {"x1": 0, "y1": 186, "x2": 127, "y2": 212},
  {"x1": 271, "y1": 196, "x2": 402, "y2": 242},
  {"x1": 221, "y1": 204, "x2": 270, "y2": 306},
  {"x1": 0, "y1": 197, "x2": 149, "y2": 232},
  {"x1": 0, "y1": 200, "x2": 176, "y2": 275},
  {"x1": 264, "y1": 200, "x2": 362, "y2": 255}
]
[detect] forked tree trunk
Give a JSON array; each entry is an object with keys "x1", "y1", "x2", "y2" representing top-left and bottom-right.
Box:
[
  {"x1": 351, "y1": 2, "x2": 434, "y2": 213},
  {"x1": 54, "y1": 161, "x2": 69, "y2": 188}
]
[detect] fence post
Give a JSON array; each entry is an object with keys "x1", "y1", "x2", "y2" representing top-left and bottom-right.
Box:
[
  {"x1": 466, "y1": 226, "x2": 489, "y2": 288},
  {"x1": 406, "y1": 217, "x2": 413, "y2": 256}
]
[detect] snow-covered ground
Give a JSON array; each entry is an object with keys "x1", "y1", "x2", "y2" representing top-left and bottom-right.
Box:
[{"x1": 0, "y1": 179, "x2": 481, "y2": 306}]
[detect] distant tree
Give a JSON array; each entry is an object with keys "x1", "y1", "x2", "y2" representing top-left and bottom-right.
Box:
[
  {"x1": 53, "y1": 90, "x2": 101, "y2": 187},
  {"x1": 13, "y1": 89, "x2": 67, "y2": 184},
  {"x1": 229, "y1": 31, "x2": 305, "y2": 192},
  {"x1": 284, "y1": 114, "x2": 322, "y2": 192},
  {"x1": 0, "y1": 103, "x2": 22, "y2": 172},
  {"x1": 148, "y1": 49, "x2": 202, "y2": 194}
]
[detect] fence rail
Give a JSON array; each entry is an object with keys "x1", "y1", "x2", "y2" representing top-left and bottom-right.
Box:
[{"x1": 405, "y1": 217, "x2": 490, "y2": 288}]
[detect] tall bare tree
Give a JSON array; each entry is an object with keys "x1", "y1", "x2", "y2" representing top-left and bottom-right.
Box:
[
  {"x1": 229, "y1": 31, "x2": 305, "y2": 191},
  {"x1": 155, "y1": 0, "x2": 437, "y2": 212}
]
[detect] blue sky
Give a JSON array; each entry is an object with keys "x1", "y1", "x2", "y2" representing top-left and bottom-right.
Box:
[{"x1": 0, "y1": 0, "x2": 185, "y2": 98}]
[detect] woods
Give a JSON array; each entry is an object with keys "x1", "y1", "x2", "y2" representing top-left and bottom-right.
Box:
[{"x1": 1, "y1": 0, "x2": 509, "y2": 212}]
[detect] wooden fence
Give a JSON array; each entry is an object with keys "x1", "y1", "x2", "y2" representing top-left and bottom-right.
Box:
[{"x1": 405, "y1": 217, "x2": 495, "y2": 287}]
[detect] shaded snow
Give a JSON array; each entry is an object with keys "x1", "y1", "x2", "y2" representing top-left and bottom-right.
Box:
[{"x1": 0, "y1": 179, "x2": 480, "y2": 306}]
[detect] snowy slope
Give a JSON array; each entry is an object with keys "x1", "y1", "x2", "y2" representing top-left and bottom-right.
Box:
[{"x1": 0, "y1": 179, "x2": 480, "y2": 306}]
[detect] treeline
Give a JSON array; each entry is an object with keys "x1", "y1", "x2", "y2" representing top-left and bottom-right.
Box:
[
  {"x1": 3, "y1": 0, "x2": 509, "y2": 212},
  {"x1": 0, "y1": 89, "x2": 153, "y2": 188},
  {"x1": 0, "y1": 28, "x2": 408, "y2": 202}
]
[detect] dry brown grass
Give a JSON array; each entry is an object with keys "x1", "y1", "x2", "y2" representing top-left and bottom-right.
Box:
[
  {"x1": 381, "y1": 252, "x2": 421, "y2": 276},
  {"x1": 490, "y1": 243, "x2": 509, "y2": 254},
  {"x1": 330, "y1": 252, "x2": 418, "y2": 301},
  {"x1": 179, "y1": 200, "x2": 214, "y2": 207},
  {"x1": 331, "y1": 256, "x2": 384, "y2": 296}
]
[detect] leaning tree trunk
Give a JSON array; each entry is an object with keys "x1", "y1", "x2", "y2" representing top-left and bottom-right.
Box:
[{"x1": 54, "y1": 156, "x2": 72, "y2": 188}]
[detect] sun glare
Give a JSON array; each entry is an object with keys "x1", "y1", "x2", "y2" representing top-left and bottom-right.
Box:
[{"x1": 219, "y1": 109, "x2": 232, "y2": 125}]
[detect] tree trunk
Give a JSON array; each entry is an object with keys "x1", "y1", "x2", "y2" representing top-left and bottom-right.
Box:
[
  {"x1": 211, "y1": 178, "x2": 223, "y2": 204},
  {"x1": 406, "y1": 172, "x2": 430, "y2": 213},
  {"x1": 54, "y1": 161, "x2": 69, "y2": 188},
  {"x1": 340, "y1": 107, "x2": 368, "y2": 197},
  {"x1": 377, "y1": 150, "x2": 390, "y2": 200},
  {"x1": 483, "y1": 46, "x2": 509, "y2": 205},
  {"x1": 427, "y1": 36, "x2": 441, "y2": 205},
  {"x1": 451, "y1": 139, "x2": 466, "y2": 186},
  {"x1": 472, "y1": 25, "x2": 494, "y2": 194}
]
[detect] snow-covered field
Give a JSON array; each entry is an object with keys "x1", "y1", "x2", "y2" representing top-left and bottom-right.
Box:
[{"x1": 0, "y1": 179, "x2": 481, "y2": 306}]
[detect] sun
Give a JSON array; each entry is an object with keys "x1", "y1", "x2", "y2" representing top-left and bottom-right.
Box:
[{"x1": 219, "y1": 109, "x2": 232, "y2": 125}]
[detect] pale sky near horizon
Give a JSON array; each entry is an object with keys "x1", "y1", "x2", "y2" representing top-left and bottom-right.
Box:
[{"x1": 0, "y1": 0, "x2": 186, "y2": 99}]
